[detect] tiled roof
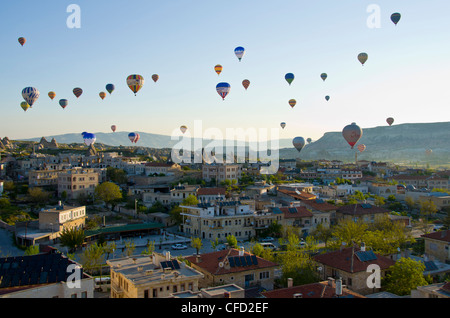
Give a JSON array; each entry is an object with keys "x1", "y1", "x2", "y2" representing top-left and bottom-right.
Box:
[
  {"x1": 337, "y1": 204, "x2": 390, "y2": 216},
  {"x1": 277, "y1": 189, "x2": 316, "y2": 201},
  {"x1": 197, "y1": 187, "x2": 226, "y2": 195},
  {"x1": 313, "y1": 247, "x2": 395, "y2": 273},
  {"x1": 421, "y1": 230, "x2": 450, "y2": 243},
  {"x1": 303, "y1": 200, "x2": 337, "y2": 212},
  {"x1": 261, "y1": 281, "x2": 365, "y2": 298},
  {"x1": 279, "y1": 206, "x2": 313, "y2": 219},
  {"x1": 185, "y1": 249, "x2": 278, "y2": 276}
]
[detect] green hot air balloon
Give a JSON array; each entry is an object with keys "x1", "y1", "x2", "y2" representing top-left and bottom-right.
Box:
[
  {"x1": 358, "y1": 53, "x2": 368, "y2": 66},
  {"x1": 285, "y1": 73, "x2": 294, "y2": 85}
]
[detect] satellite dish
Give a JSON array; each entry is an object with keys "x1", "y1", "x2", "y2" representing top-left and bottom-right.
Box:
[{"x1": 219, "y1": 262, "x2": 224, "y2": 268}]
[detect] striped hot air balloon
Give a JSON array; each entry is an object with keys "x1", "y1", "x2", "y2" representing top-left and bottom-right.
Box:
[
  {"x1": 127, "y1": 74, "x2": 144, "y2": 95},
  {"x1": 83, "y1": 133, "x2": 96, "y2": 146},
  {"x1": 280, "y1": 122, "x2": 286, "y2": 129},
  {"x1": 73, "y1": 87, "x2": 83, "y2": 98},
  {"x1": 180, "y1": 125, "x2": 187, "y2": 134},
  {"x1": 99, "y1": 92, "x2": 106, "y2": 100},
  {"x1": 214, "y1": 65, "x2": 222, "y2": 75},
  {"x1": 289, "y1": 99, "x2": 296, "y2": 109},
  {"x1": 234, "y1": 46, "x2": 245, "y2": 61},
  {"x1": 18, "y1": 37, "x2": 26, "y2": 46},
  {"x1": 216, "y1": 82, "x2": 231, "y2": 100},
  {"x1": 357, "y1": 144, "x2": 366, "y2": 152},
  {"x1": 386, "y1": 117, "x2": 394, "y2": 126},
  {"x1": 242, "y1": 79, "x2": 250, "y2": 90},
  {"x1": 22, "y1": 87, "x2": 40, "y2": 107},
  {"x1": 59, "y1": 99, "x2": 68, "y2": 109},
  {"x1": 48, "y1": 91, "x2": 56, "y2": 100},
  {"x1": 321, "y1": 73, "x2": 327, "y2": 81},
  {"x1": 152, "y1": 74, "x2": 159, "y2": 83}
]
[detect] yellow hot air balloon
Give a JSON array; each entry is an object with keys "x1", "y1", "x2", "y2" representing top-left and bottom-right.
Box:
[
  {"x1": 99, "y1": 92, "x2": 106, "y2": 100},
  {"x1": 180, "y1": 125, "x2": 187, "y2": 134},
  {"x1": 289, "y1": 99, "x2": 296, "y2": 109},
  {"x1": 214, "y1": 64, "x2": 223, "y2": 76},
  {"x1": 20, "y1": 101, "x2": 30, "y2": 112},
  {"x1": 127, "y1": 74, "x2": 144, "y2": 96},
  {"x1": 48, "y1": 91, "x2": 56, "y2": 100}
]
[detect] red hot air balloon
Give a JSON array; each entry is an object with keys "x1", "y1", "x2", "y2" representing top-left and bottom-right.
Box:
[
  {"x1": 342, "y1": 122, "x2": 363, "y2": 149},
  {"x1": 18, "y1": 37, "x2": 26, "y2": 46},
  {"x1": 111, "y1": 125, "x2": 117, "y2": 133},
  {"x1": 386, "y1": 117, "x2": 394, "y2": 126},
  {"x1": 242, "y1": 79, "x2": 250, "y2": 90}
]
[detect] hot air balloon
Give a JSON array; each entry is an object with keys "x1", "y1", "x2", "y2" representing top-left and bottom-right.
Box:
[
  {"x1": 111, "y1": 125, "x2": 117, "y2": 133},
  {"x1": 106, "y1": 84, "x2": 115, "y2": 94},
  {"x1": 342, "y1": 122, "x2": 363, "y2": 149},
  {"x1": 288, "y1": 99, "x2": 296, "y2": 108},
  {"x1": 59, "y1": 99, "x2": 68, "y2": 109},
  {"x1": 22, "y1": 87, "x2": 40, "y2": 107},
  {"x1": 280, "y1": 122, "x2": 286, "y2": 129},
  {"x1": 358, "y1": 53, "x2": 368, "y2": 66},
  {"x1": 426, "y1": 149, "x2": 432, "y2": 155},
  {"x1": 152, "y1": 74, "x2": 159, "y2": 83},
  {"x1": 135, "y1": 133, "x2": 140, "y2": 143},
  {"x1": 307, "y1": 138, "x2": 312, "y2": 144},
  {"x1": 18, "y1": 37, "x2": 26, "y2": 46},
  {"x1": 216, "y1": 82, "x2": 231, "y2": 100},
  {"x1": 293, "y1": 137, "x2": 306, "y2": 152},
  {"x1": 386, "y1": 117, "x2": 394, "y2": 126},
  {"x1": 325, "y1": 95, "x2": 330, "y2": 101},
  {"x1": 48, "y1": 91, "x2": 56, "y2": 100},
  {"x1": 357, "y1": 144, "x2": 366, "y2": 152},
  {"x1": 242, "y1": 79, "x2": 250, "y2": 90},
  {"x1": 234, "y1": 46, "x2": 245, "y2": 61},
  {"x1": 285, "y1": 73, "x2": 294, "y2": 85},
  {"x1": 391, "y1": 13, "x2": 401, "y2": 25},
  {"x1": 128, "y1": 132, "x2": 137, "y2": 143},
  {"x1": 73, "y1": 88, "x2": 83, "y2": 98},
  {"x1": 180, "y1": 125, "x2": 187, "y2": 134},
  {"x1": 214, "y1": 65, "x2": 222, "y2": 75},
  {"x1": 83, "y1": 133, "x2": 96, "y2": 146},
  {"x1": 20, "y1": 102, "x2": 30, "y2": 112},
  {"x1": 321, "y1": 73, "x2": 327, "y2": 81},
  {"x1": 99, "y1": 92, "x2": 106, "y2": 100},
  {"x1": 127, "y1": 74, "x2": 144, "y2": 96},
  {"x1": 81, "y1": 132, "x2": 87, "y2": 137}
]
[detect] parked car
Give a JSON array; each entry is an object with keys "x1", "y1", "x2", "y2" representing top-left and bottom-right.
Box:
[
  {"x1": 260, "y1": 237, "x2": 274, "y2": 242},
  {"x1": 171, "y1": 243, "x2": 188, "y2": 250}
]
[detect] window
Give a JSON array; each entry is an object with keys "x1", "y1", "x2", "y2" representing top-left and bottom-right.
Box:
[
  {"x1": 260, "y1": 272, "x2": 270, "y2": 279},
  {"x1": 81, "y1": 291, "x2": 87, "y2": 298}
]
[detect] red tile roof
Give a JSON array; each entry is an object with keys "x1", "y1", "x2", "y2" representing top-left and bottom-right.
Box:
[
  {"x1": 277, "y1": 189, "x2": 316, "y2": 201},
  {"x1": 303, "y1": 200, "x2": 337, "y2": 212},
  {"x1": 279, "y1": 206, "x2": 313, "y2": 219},
  {"x1": 313, "y1": 247, "x2": 395, "y2": 273},
  {"x1": 185, "y1": 249, "x2": 278, "y2": 276},
  {"x1": 197, "y1": 187, "x2": 226, "y2": 196},
  {"x1": 261, "y1": 281, "x2": 365, "y2": 298},
  {"x1": 421, "y1": 230, "x2": 450, "y2": 243}
]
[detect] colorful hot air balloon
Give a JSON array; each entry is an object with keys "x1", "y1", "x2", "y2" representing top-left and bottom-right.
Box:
[
  {"x1": 325, "y1": 95, "x2": 330, "y2": 101},
  {"x1": 152, "y1": 74, "x2": 159, "y2": 83},
  {"x1": 321, "y1": 73, "x2": 327, "y2": 81},
  {"x1": 285, "y1": 73, "x2": 294, "y2": 85},
  {"x1": 242, "y1": 79, "x2": 250, "y2": 90},
  {"x1": 288, "y1": 99, "x2": 296, "y2": 108},
  {"x1": 386, "y1": 117, "x2": 394, "y2": 126},
  {"x1": 48, "y1": 91, "x2": 56, "y2": 100},
  {"x1": 59, "y1": 99, "x2": 68, "y2": 109},
  {"x1": 180, "y1": 125, "x2": 187, "y2": 134},
  {"x1": 106, "y1": 84, "x2": 115, "y2": 94},
  {"x1": 216, "y1": 82, "x2": 231, "y2": 100},
  {"x1": 358, "y1": 53, "x2": 368, "y2": 66},
  {"x1": 99, "y1": 92, "x2": 106, "y2": 100},
  {"x1": 391, "y1": 13, "x2": 401, "y2": 25},
  {"x1": 73, "y1": 88, "x2": 83, "y2": 98},
  {"x1": 280, "y1": 122, "x2": 286, "y2": 129},
  {"x1": 342, "y1": 122, "x2": 363, "y2": 149},
  {"x1": 234, "y1": 46, "x2": 245, "y2": 61},
  {"x1": 22, "y1": 87, "x2": 40, "y2": 107},
  {"x1": 214, "y1": 65, "x2": 223, "y2": 76},
  {"x1": 111, "y1": 125, "x2": 117, "y2": 133},
  {"x1": 127, "y1": 74, "x2": 144, "y2": 96},
  {"x1": 135, "y1": 133, "x2": 140, "y2": 143},
  {"x1": 128, "y1": 132, "x2": 137, "y2": 143},
  {"x1": 357, "y1": 144, "x2": 366, "y2": 152},
  {"x1": 307, "y1": 138, "x2": 312, "y2": 144},
  {"x1": 18, "y1": 37, "x2": 26, "y2": 46},
  {"x1": 20, "y1": 102, "x2": 30, "y2": 112},
  {"x1": 293, "y1": 137, "x2": 306, "y2": 152},
  {"x1": 83, "y1": 133, "x2": 96, "y2": 146}
]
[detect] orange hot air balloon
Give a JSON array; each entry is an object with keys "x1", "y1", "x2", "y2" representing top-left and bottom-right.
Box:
[
  {"x1": 48, "y1": 91, "x2": 56, "y2": 100},
  {"x1": 242, "y1": 79, "x2": 250, "y2": 90},
  {"x1": 152, "y1": 74, "x2": 159, "y2": 82},
  {"x1": 289, "y1": 99, "x2": 296, "y2": 109},
  {"x1": 99, "y1": 92, "x2": 106, "y2": 100},
  {"x1": 18, "y1": 37, "x2": 26, "y2": 46},
  {"x1": 214, "y1": 64, "x2": 223, "y2": 75},
  {"x1": 357, "y1": 144, "x2": 366, "y2": 152}
]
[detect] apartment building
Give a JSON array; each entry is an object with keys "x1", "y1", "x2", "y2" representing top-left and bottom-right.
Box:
[
  {"x1": 202, "y1": 163, "x2": 242, "y2": 184},
  {"x1": 57, "y1": 168, "x2": 99, "y2": 199}
]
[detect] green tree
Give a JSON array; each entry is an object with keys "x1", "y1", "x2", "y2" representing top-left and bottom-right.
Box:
[
  {"x1": 102, "y1": 241, "x2": 117, "y2": 260},
  {"x1": 28, "y1": 187, "x2": 50, "y2": 208},
  {"x1": 329, "y1": 219, "x2": 368, "y2": 249},
  {"x1": 181, "y1": 194, "x2": 199, "y2": 206},
  {"x1": 94, "y1": 182, "x2": 123, "y2": 209},
  {"x1": 383, "y1": 257, "x2": 428, "y2": 296},
  {"x1": 122, "y1": 240, "x2": 136, "y2": 257},
  {"x1": 81, "y1": 243, "x2": 105, "y2": 277},
  {"x1": 141, "y1": 241, "x2": 155, "y2": 255},
  {"x1": 405, "y1": 197, "x2": 416, "y2": 211},
  {"x1": 419, "y1": 199, "x2": 438, "y2": 221},
  {"x1": 210, "y1": 237, "x2": 220, "y2": 251},
  {"x1": 169, "y1": 205, "x2": 183, "y2": 224},
  {"x1": 59, "y1": 226, "x2": 85, "y2": 253},
  {"x1": 191, "y1": 237, "x2": 202, "y2": 255},
  {"x1": 311, "y1": 223, "x2": 333, "y2": 248},
  {"x1": 226, "y1": 235, "x2": 238, "y2": 249},
  {"x1": 24, "y1": 245, "x2": 39, "y2": 256},
  {"x1": 374, "y1": 196, "x2": 385, "y2": 207}
]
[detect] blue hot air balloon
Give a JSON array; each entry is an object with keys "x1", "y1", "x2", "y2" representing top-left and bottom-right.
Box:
[
  {"x1": 22, "y1": 87, "x2": 40, "y2": 107},
  {"x1": 106, "y1": 84, "x2": 115, "y2": 94},
  {"x1": 83, "y1": 133, "x2": 96, "y2": 146},
  {"x1": 128, "y1": 132, "x2": 138, "y2": 143},
  {"x1": 391, "y1": 13, "x2": 401, "y2": 25},
  {"x1": 234, "y1": 46, "x2": 245, "y2": 61},
  {"x1": 216, "y1": 82, "x2": 231, "y2": 100},
  {"x1": 293, "y1": 137, "x2": 306, "y2": 152},
  {"x1": 285, "y1": 73, "x2": 294, "y2": 85}
]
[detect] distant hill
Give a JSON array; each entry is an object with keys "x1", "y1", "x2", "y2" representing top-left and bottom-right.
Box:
[{"x1": 20, "y1": 122, "x2": 450, "y2": 165}]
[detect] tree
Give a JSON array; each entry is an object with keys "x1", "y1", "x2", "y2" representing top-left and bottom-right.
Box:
[
  {"x1": 191, "y1": 237, "x2": 202, "y2": 255},
  {"x1": 181, "y1": 194, "x2": 199, "y2": 206},
  {"x1": 210, "y1": 237, "x2": 220, "y2": 251},
  {"x1": 122, "y1": 240, "x2": 136, "y2": 257},
  {"x1": 419, "y1": 199, "x2": 438, "y2": 221},
  {"x1": 141, "y1": 241, "x2": 155, "y2": 256},
  {"x1": 103, "y1": 241, "x2": 117, "y2": 260},
  {"x1": 310, "y1": 223, "x2": 333, "y2": 248},
  {"x1": 24, "y1": 245, "x2": 39, "y2": 256},
  {"x1": 59, "y1": 226, "x2": 85, "y2": 253},
  {"x1": 226, "y1": 235, "x2": 238, "y2": 249},
  {"x1": 405, "y1": 197, "x2": 416, "y2": 211},
  {"x1": 383, "y1": 257, "x2": 428, "y2": 296},
  {"x1": 28, "y1": 187, "x2": 50, "y2": 208},
  {"x1": 94, "y1": 182, "x2": 123, "y2": 209},
  {"x1": 374, "y1": 196, "x2": 385, "y2": 207},
  {"x1": 81, "y1": 243, "x2": 105, "y2": 277},
  {"x1": 169, "y1": 205, "x2": 183, "y2": 224},
  {"x1": 329, "y1": 219, "x2": 368, "y2": 249}
]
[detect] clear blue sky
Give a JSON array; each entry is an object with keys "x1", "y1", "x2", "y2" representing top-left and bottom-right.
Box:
[{"x1": 1, "y1": 0, "x2": 449, "y2": 143}]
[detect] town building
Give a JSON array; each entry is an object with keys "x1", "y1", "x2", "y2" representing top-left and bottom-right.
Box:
[
  {"x1": 202, "y1": 163, "x2": 242, "y2": 184},
  {"x1": 57, "y1": 168, "x2": 99, "y2": 199},
  {"x1": 335, "y1": 203, "x2": 390, "y2": 224},
  {"x1": 421, "y1": 230, "x2": 450, "y2": 264}
]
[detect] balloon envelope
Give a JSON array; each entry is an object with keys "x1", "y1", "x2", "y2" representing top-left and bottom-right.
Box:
[
  {"x1": 59, "y1": 99, "x2": 68, "y2": 109},
  {"x1": 128, "y1": 132, "x2": 137, "y2": 143},
  {"x1": 214, "y1": 65, "x2": 222, "y2": 75},
  {"x1": 342, "y1": 122, "x2": 363, "y2": 149},
  {"x1": 289, "y1": 99, "x2": 296, "y2": 108},
  {"x1": 83, "y1": 133, "x2": 96, "y2": 146},
  {"x1": 180, "y1": 125, "x2": 187, "y2": 134},
  {"x1": 20, "y1": 102, "x2": 30, "y2": 112},
  {"x1": 307, "y1": 138, "x2": 312, "y2": 144},
  {"x1": 391, "y1": 13, "x2": 401, "y2": 25},
  {"x1": 242, "y1": 79, "x2": 250, "y2": 90},
  {"x1": 358, "y1": 53, "x2": 368, "y2": 65},
  {"x1": 48, "y1": 91, "x2": 56, "y2": 100},
  {"x1": 111, "y1": 125, "x2": 117, "y2": 132},
  {"x1": 73, "y1": 88, "x2": 83, "y2": 98},
  {"x1": 280, "y1": 122, "x2": 286, "y2": 129},
  {"x1": 22, "y1": 87, "x2": 40, "y2": 107},
  {"x1": 386, "y1": 117, "x2": 394, "y2": 126},
  {"x1": 293, "y1": 137, "x2": 306, "y2": 152},
  {"x1": 216, "y1": 82, "x2": 231, "y2": 100},
  {"x1": 152, "y1": 74, "x2": 159, "y2": 82},
  {"x1": 321, "y1": 73, "x2": 327, "y2": 81},
  {"x1": 357, "y1": 144, "x2": 366, "y2": 152},
  {"x1": 285, "y1": 73, "x2": 294, "y2": 85},
  {"x1": 106, "y1": 84, "x2": 115, "y2": 94},
  {"x1": 99, "y1": 92, "x2": 106, "y2": 100},
  {"x1": 325, "y1": 95, "x2": 330, "y2": 101},
  {"x1": 127, "y1": 75, "x2": 144, "y2": 95},
  {"x1": 234, "y1": 46, "x2": 245, "y2": 61},
  {"x1": 18, "y1": 37, "x2": 26, "y2": 46}
]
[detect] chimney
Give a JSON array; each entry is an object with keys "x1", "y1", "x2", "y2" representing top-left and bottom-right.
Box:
[
  {"x1": 239, "y1": 246, "x2": 244, "y2": 256},
  {"x1": 166, "y1": 251, "x2": 170, "y2": 261},
  {"x1": 287, "y1": 278, "x2": 293, "y2": 288},
  {"x1": 361, "y1": 242, "x2": 366, "y2": 251},
  {"x1": 335, "y1": 277, "x2": 343, "y2": 296}
]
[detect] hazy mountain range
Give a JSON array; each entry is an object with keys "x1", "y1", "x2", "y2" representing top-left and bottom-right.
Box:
[{"x1": 21, "y1": 122, "x2": 450, "y2": 165}]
